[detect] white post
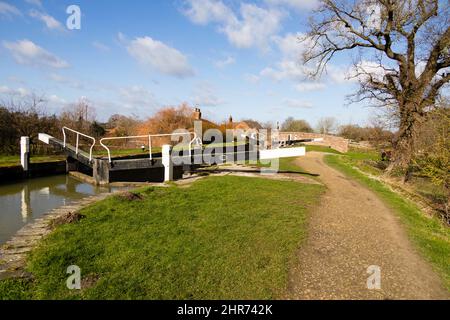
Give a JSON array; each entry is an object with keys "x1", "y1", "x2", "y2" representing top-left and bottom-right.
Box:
[
  {"x1": 20, "y1": 136, "x2": 30, "y2": 171},
  {"x1": 162, "y1": 144, "x2": 173, "y2": 182}
]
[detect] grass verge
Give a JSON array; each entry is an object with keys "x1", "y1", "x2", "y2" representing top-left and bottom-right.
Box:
[
  {"x1": 325, "y1": 154, "x2": 450, "y2": 290},
  {"x1": 304, "y1": 145, "x2": 342, "y2": 154},
  {"x1": 0, "y1": 174, "x2": 323, "y2": 299},
  {"x1": 0, "y1": 155, "x2": 66, "y2": 168}
]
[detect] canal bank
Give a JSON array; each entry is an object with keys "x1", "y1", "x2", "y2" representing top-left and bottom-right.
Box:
[
  {"x1": 0, "y1": 174, "x2": 121, "y2": 245},
  {"x1": 0, "y1": 191, "x2": 116, "y2": 280},
  {"x1": 0, "y1": 161, "x2": 67, "y2": 182}
]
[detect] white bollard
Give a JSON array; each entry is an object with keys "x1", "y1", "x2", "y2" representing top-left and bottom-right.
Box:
[
  {"x1": 20, "y1": 136, "x2": 30, "y2": 171},
  {"x1": 162, "y1": 144, "x2": 173, "y2": 182}
]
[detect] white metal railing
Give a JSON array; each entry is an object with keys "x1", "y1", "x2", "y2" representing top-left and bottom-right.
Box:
[
  {"x1": 62, "y1": 127, "x2": 96, "y2": 161},
  {"x1": 100, "y1": 132, "x2": 201, "y2": 163}
]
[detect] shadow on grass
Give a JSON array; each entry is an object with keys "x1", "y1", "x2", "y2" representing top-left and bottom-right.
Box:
[{"x1": 193, "y1": 167, "x2": 320, "y2": 177}]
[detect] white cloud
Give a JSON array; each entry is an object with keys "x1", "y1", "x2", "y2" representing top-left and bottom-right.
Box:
[
  {"x1": 273, "y1": 32, "x2": 305, "y2": 59},
  {"x1": 29, "y1": 9, "x2": 64, "y2": 31},
  {"x1": 117, "y1": 32, "x2": 127, "y2": 44},
  {"x1": 48, "y1": 73, "x2": 84, "y2": 89},
  {"x1": 265, "y1": 0, "x2": 319, "y2": 11},
  {"x1": 366, "y1": 4, "x2": 382, "y2": 31},
  {"x1": 327, "y1": 64, "x2": 355, "y2": 84},
  {"x1": 244, "y1": 73, "x2": 260, "y2": 84},
  {"x1": 259, "y1": 33, "x2": 314, "y2": 82},
  {"x1": 0, "y1": 85, "x2": 66, "y2": 107},
  {"x1": 183, "y1": 0, "x2": 235, "y2": 25},
  {"x1": 259, "y1": 32, "x2": 355, "y2": 89},
  {"x1": 119, "y1": 86, "x2": 157, "y2": 109},
  {"x1": 295, "y1": 82, "x2": 326, "y2": 92},
  {"x1": 214, "y1": 56, "x2": 235, "y2": 68},
  {"x1": 347, "y1": 61, "x2": 386, "y2": 83},
  {"x1": 284, "y1": 98, "x2": 314, "y2": 108},
  {"x1": 126, "y1": 36, "x2": 194, "y2": 78},
  {"x1": 192, "y1": 83, "x2": 223, "y2": 107},
  {"x1": 92, "y1": 41, "x2": 110, "y2": 52},
  {"x1": 47, "y1": 94, "x2": 66, "y2": 105},
  {"x1": 260, "y1": 60, "x2": 312, "y2": 82},
  {"x1": 222, "y1": 4, "x2": 284, "y2": 50},
  {"x1": 183, "y1": 0, "x2": 285, "y2": 50},
  {"x1": 0, "y1": 85, "x2": 29, "y2": 97},
  {"x1": 0, "y1": 1, "x2": 21, "y2": 17},
  {"x1": 3, "y1": 39, "x2": 69, "y2": 68}
]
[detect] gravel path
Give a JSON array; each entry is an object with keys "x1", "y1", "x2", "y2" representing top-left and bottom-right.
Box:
[{"x1": 288, "y1": 152, "x2": 448, "y2": 300}]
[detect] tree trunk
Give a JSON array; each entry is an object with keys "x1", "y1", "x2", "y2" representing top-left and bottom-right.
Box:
[{"x1": 386, "y1": 104, "x2": 418, "y2": 175}]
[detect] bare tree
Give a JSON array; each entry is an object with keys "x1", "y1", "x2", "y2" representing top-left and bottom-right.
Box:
[
  {"x1": 301, "y1": 0, "x2": 449, "y2": 175},
  {"x1": 59, "y1": 97, "x2": 96, "y2": 132},
  {"x1": 281, "y1": 117, "x2": 314, "y2": 132},
  {"x1": 0, "y1": 93, "x2": 60, "y2": 154},
  {"x1": 261, "y1": 121, "x2": 275, "y2": 129},
  {"x1": 316, "y1": 116, "x2": 338, "y2": 134}
]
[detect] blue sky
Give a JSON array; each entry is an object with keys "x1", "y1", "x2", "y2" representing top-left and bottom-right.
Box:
[{"x1": 0, "y1": 0, "x2": 373, "y2": 126}]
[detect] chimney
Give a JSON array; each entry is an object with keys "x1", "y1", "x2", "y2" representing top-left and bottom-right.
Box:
[
  {"x1": 193, "y1": 108, "x2": 202, "y2": 120},
  {"x1": 228, "y1": 115, "x2": 233, "y2": 124}
]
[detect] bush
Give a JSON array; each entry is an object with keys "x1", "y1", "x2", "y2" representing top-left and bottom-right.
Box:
[{"x1": 413, "y1": 106, "x2": 449, "y2": 220}]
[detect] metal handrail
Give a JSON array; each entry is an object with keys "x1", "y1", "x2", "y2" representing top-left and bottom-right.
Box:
[
  {"x1": 62, "y1": 127, "x2": 96, "y2": 161},
  {"x1": 100, "y1": 132, "x2": 201, "y2": 163}
]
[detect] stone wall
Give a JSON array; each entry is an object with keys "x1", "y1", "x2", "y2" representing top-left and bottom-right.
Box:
[{"x1": 279, "y1": 132, "x2": 349, "y2": 153}]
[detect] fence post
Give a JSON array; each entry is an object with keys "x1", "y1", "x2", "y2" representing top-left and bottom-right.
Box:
[
  {"x1": 20, "y1": 136, "x2": 30, "y2": 171},
  {"x1": 162, "y1": 144, "x2": 173, "y2": 182}
]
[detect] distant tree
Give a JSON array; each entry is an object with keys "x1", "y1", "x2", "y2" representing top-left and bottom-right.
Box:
[
  {"x1": 106, "y1": 114, "x2": 140, "y2": 137},
  {"x1": 0, "y1": 94, "x2": 60, "y2": 154},
  {"x1": 0, "y1": 106, "x2": 18, "y2": 153},
  {"x1": 316, "y1": 117, "x2": 338, "y2": 134},
  {"x1": 59, "y1": 98, "x2": 96, "y2": 133},
  {"x1": 137, "y1": 103, "x2": 195, "y2": 146},
  {"x1": 338, "y1": 121, "x2": 393, "y2": 146},
  {"x1": 90, "y1": 121, "x2": 106, "y2": 138},
  {"x1": 261, "y1": 121, "x2": 275, "y2": 129},
  {"x1": 366, "y1": 116, "x2": 394, "y2": 147},
  {"x1": 138, "y1": 103, "x2": 194, "y2": 135},
  {"x1": 338, "y1": 124, "x2": 367, "y2": 141},
  {"x1": 281, "y1": 117, "x2": 313, "y2": 132}
]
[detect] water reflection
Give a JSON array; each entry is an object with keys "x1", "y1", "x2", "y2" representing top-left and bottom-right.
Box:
[
  {"x1": 0, "y1": 175, "x2": 116, "y2": 244},
  {"x1": 21, "y1": 185, "x2": 31, "y2": 222}
]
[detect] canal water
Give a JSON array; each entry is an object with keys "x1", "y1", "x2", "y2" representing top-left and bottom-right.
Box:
[{"x1": 0, "y1": 175, "x2": 117, "y2": 245}]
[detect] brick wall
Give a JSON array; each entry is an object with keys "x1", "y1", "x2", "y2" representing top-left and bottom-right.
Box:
[{"x1": 278, "y1": 132, "x2": 349, "y2": 153}]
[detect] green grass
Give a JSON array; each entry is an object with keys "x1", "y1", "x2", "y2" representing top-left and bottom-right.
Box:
[
  {"x1": 336, "y1": 148, "x2": 448, "y2": 208},
  {"x1": 0, "y1": 155, "x2": 66, "y2": 168},
  {"x1": 325, "y1": 154, "x2": 450, "y2": 290},
  {"x1": 0, "y1": 279, "x2": 33, "y2": 300},
  {"x1": 236, "y1": 157, "x2": 317, "y2": 180},
  {"x1": 304, "y1": 145, "x2": 342, "y2": 154},
  {"x1": 339, "y1": 149, "x2": 383, "y2": 176},
  {"x1": 0, "y1": 175, "x2": 324, "y2": 300},
  {"x1": 276, "y1": 157, "x2": 308, "y2": 173},
  {"x1": 345, "y1": 148, "x2": 379, "y2": 161},
  {"x1": 94, "y1": 148, "x2": 160, "y2": 159}
]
